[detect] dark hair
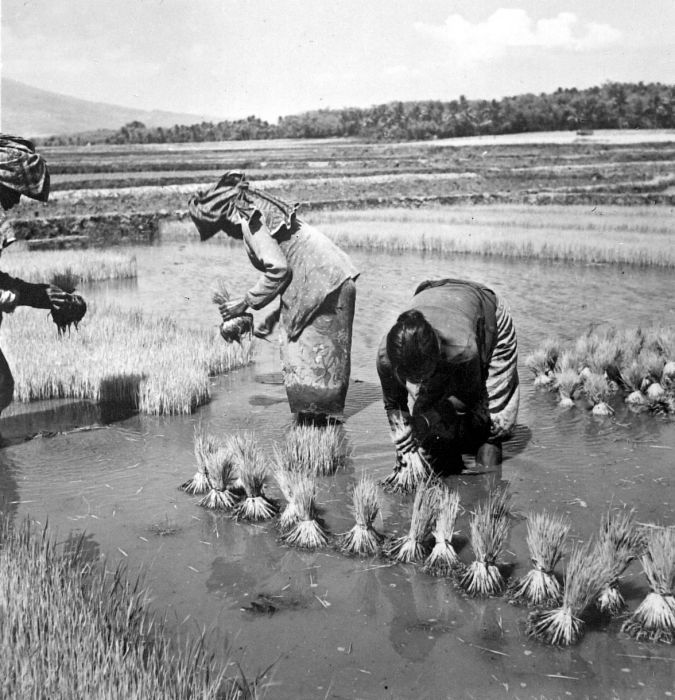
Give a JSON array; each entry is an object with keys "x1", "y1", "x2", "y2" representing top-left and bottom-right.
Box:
[{"x1": 386, "y1": 309, "x2": 439, "y2": 382}]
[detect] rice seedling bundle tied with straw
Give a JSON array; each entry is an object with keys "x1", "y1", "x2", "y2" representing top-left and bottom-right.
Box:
[
  {"x1": 459, "y1": 487, "x2": 512, "y2": 597},
  {"x1": 180, "y1": 424, "x2": 219, "y2": 495},
  {"x1": 594, "y1": 507, "x2": 644, "y2": 617},
  {"x1": 386, "y1": 482, "x2": 439, "y2": 564},
  {"x1": 281, "y1": 472, "x2": 329, "y2": 550},
  {"x1": 340, "y1": 476, "x2": 384, "y2": 557},
  {"x1": 212, "y1": 279, "x2": 254, "y2": 344},
  {"x1": 507, "y1": 510, "x2": 569, "y2": 608},
  {"x1": 199, "y1": 438, "x2": 240, "y2": 512},
  {"x1": 382, "y1": 415, "x2": 432, "y2": 494},
  {"x1": 621, "y1": 525, "x2": 675, "y2": 644},
  {"x1": 273, "y1": 464, "x2": 305, "y2": 532},
  {"x1": 230, "y1": 432, "x2": 278, "y2": 521},
  {"x1": 282, "y1": 423, "x2": 347, "y2": 476},
  {"x1": 423, "y1": 486, "x2": 461, "y2": 577},
  {"x1": 527, "y1": 539, "x2": 610, "y2": 646}
]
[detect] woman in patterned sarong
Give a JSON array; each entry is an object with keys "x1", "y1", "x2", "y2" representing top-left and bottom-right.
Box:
[
  {"x1": 376, "y1": 278, "x2": 519, "y2": 473},
  {"x1": 189, "y1": 171, "x2": 359, "y2": 421}
]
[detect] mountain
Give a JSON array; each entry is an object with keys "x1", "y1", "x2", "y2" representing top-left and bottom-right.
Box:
[{"x1": 0, "y1": 78, "x2": 223, "y2": 138}]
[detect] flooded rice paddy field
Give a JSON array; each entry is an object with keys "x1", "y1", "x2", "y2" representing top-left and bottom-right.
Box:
[{"x1": 2, "y1": 240, "x2": 674, "y2": 699}]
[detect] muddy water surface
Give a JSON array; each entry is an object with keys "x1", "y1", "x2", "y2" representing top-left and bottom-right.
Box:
[{"x1": 1, "y1": 241, "x2": 674, "y2": 700}]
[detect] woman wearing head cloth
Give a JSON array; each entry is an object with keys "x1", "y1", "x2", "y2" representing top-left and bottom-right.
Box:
[
  {"x1": 0, "y1": 134, "x2": 86, "y2": 416},
  {"x1": 189, "y1": 171, "x2": 359, "y2": 422},
  {"x1": 377, "y1": 278, "x2": 520, "y2": 474}
]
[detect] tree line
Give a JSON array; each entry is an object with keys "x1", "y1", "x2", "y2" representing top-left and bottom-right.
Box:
[{"x1": 40, "y1": 82, "x2": 675, "y2": 146}]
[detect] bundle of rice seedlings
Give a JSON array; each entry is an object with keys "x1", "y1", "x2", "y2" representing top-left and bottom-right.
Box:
[
  {"x1": 423, "y1": 487, "x2": 461, "y2": 576},
  {"x1": 587, "y1": 337, "x2": 622, "y2": 378},
  {"x1": 199, "y1": 442, "x2": 239, "y2": 511},
  {"x1": 621, "y1": 360, "x2": 648, "y2": 406},
  {"x1": 583, "y1": 372, "x2": 614, "y2": 415},
  {"x1": 554, "y1": 368, "x2": 580, "y2": 408},
  {"x1": 458, "y1": 487, "x2": 512, "y2": 597},
  {"x1": 180, "y1": 424, "x2": 220, "y2": 494},
  {"x1": 526, "y1": 539, "x2": 609, "y2": 646},
  {"x1": 621, "y1": 526, "x2": 675, "y2": 644},
  {"x1": 382, "y1": 415, "x2": 431, "y2": 493},
  {"x1": 386, "y1": 483, "x2": 439, "y2": 564},
  {"x1": 663, "y1": 360, "x2": 675, "y2": 388},
  {"x1": 283, "y1": 423, "x2": 347, "y2": 476},
  {"x1": 525, "y1": 338, "x2": 560, "y2": 386},
  {"x1": 272, "y1": 462, "x2": 305, "y2": 532},
  {"x1": 507, "y1": 511, "x2": 569, "y2": 607},
  {"x1": 595, "y1": 507, "x2": 644, "y2": 616},
  {"x1": 212, "y1": 280, "x2": 253, "y2": 343},
  {"x1": 281, "y1": 472, "x2": 328, "y2": 549},
  {"x1": 340, "y1": 476, "x2": 383, "y2": 556},
  {"x1": 231, "y1": 433, "x2": 278, "y2": 521},
  {"x1": 49, "y1": 271, "x2": 87, "y2": 335}
]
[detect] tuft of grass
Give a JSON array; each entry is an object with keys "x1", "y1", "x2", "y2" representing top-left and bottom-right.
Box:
[
  {"x1": 621, "y1": 525, "x2": 675, "y2": 644},
  {"x1": 423, "y1": 486, "x2": 461, "y2": 577},
  {"x1": 458, "y1": 486, "x2": 512, "y2": 597},
  {"x1": 0, "y1": 515, "x2": 231, "y2": 698},
  {"x1": 3, "y1": 302, "x2": 253, "y2": 415},
  {"x1": 507, "y1": 511, "x2": 569, "y2": 607},
  {"x1": 339, "y1": 476, "x2": 384, "y2": 557},
  {"x1": 527, "y1": 539, "x2": 610, "y2": 646}
]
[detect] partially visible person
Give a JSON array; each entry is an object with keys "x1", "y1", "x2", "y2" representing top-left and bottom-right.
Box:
[
  {"x1": 376, "y1": 278, "x2": 519, "y2": 474},
  {"x1": 189, "y1": 171, "x2": 359, "y2": 421},
  {"x1": 0, "y1": 134, "x2": 86, "y2": 416}
]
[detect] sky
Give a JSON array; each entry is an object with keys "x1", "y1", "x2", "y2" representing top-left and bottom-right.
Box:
[{"x1": 2, "y1": 0, "x2": 674, "y2": 122}]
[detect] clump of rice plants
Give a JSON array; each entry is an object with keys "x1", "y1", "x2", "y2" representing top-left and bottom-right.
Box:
[
  {"x1": 525, "y1": 338, "x2": 560, "y2": 386},
  {"x1": 386, "y1": 483, "x2": 439, "y2": 564},
  {"x1": 594, "y1": 507, "x2": 644, "y2": 616},
  {"x1": 199, "y1": 439, "x2": 240, "y2": 511},
  {"x1": 340, "y1": 476, "x2": 384, "y2": 556},
  {"x1": 0, "y1": 515, "x2": 229, "y2": 698},
  {"x1": 4, "y1": 302, "x2": 253, "y2": 415},
  {"x1": 230, "y1": 433, "x2": 278, "y2": 521},
  {"x1": 621, "y1": 525, "x2": 675, "y2": 644},
  {"x1": 458, "y1": 486, "x2": 512, "y2": 597},
  {"x1": 280, "y1": 472, "x2": 329, "y2": 549},
  {"x1": 180, "y1": 424, "x2": 219, "y2": 494},
  {"x1": 553, "y1": 368, "x2": 581, "y2": 408},
  {"x1": 382, "y1": 415, "x2": 432, "y2": 493},
  {"x1": 529, "y1": 325, "x2": 675, "y2": 416},
  {"x1": 527, "y1": 539, "x2": 610, "y2": 646},
  {"x1": 583, "y1": 372, "x2": 615, "y2": 415},
  {"x1": 508, "y1": 511, "x2": 569, "y2": 608},
  {"x1": 423, "y1": 486, "x2": 461, "y2": 576},
  {"x1": 282, "y1": 423, "x2": 347, "y2": 476}
]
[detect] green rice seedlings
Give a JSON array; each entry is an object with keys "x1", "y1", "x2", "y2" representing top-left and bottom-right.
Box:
[
  {"x1": 180, "y1": 424, "x2": 219, "y2": 495},
  {"x1": 458, "y1": 487, "x2": 512, "y2": 597},
  {"x1": 281, "y1": 472, "x2": 329, "y2": 549},
  {"x1": 554, "y1": 368, "x2": 580, "y2": 408},
  {"x1": 283, "y1": 423, "x2": 347, "y2": 476},
  {"x1": 527, "y1": 539, "x2": 609, "y2": 646},
  {"x1": 423, "y1": 486, "x2": 461, "y2": 576},
  {"x1": 199, "y1": 442, "x2": 239, "y2": 510},
  {"x1": 382, "y1": 414, "x2": 431, "y2": 493},
  {"x1": 621, "y1": 526, "x2": 675, "y2": 644},
  {"x1": 231, "y1": 433, "x2": 278, "y2": 521},
  {"x1": 507, "y1": 511, "x2": 569, "y2": 608},
  {"x1": 386, "y1": 483, "x2": 439, "y2": 564},
  {"x1": 340, "y1": 476, "x2": 384, "y2": 556},
  {"x1": 273, "y1": 464, "x2": 305, "y2": 532},
  {"x1": 583, "y1": 372, "x2": 614, "y2": 415},
  {"x1": 595, "y1": 507, "x2": 644, "y2": 617}
]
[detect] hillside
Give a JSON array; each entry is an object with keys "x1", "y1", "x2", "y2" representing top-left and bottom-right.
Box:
[{"x1": 0, "y1": 78, "x2": 222, "y2": 139}]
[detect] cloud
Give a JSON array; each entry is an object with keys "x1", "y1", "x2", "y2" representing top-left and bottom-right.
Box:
[{"x1": 415, "y1": 9, "x2": 622, "y2": 63}]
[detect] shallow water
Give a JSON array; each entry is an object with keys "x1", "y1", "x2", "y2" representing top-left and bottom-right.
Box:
[{"x1": 2, "y1": 241, "x2": 674, "y2": 699}]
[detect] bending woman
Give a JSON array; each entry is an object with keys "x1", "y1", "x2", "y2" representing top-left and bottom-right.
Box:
[
  {"x1": 376, "y1": 278, "x2": 519, "y2": 473},
  {"x1": 189, "y1": 171, "x2": 359, "y2": 421}
]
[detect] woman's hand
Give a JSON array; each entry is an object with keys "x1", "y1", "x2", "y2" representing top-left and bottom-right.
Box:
[
  {"x1": 218, "y1": 296, "x2": 249, "y2": 321},
  {"x1": 46, "y1": 285, "x2": 71, "y2": 311},
  {"x1": 387, "y1": 410, "x2": 417, "y2": 453}
]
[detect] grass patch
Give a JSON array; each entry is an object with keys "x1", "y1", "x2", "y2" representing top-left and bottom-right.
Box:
[
  {"x1": 311, "y1": 205, "x2": 675, "y2": 267},
  {"x1": 3, "y1": 303, "x2": 253, "y2": 415},
  {"x1": 0, "y1": 516, "x2": 235, "y2": 699},
  {"x1": 2, "y1": 248, "x2": 137, "y2": 284}
]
